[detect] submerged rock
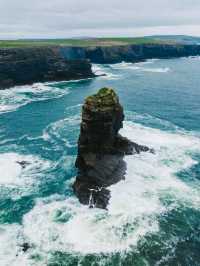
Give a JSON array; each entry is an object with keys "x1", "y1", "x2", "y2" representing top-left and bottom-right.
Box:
[
  {"x1": 19, "y1": 242, "x2": 31, "y2": 253},
  {"x1": 16, "y1": 160, "x2": 31, "y2": 169},
  {"x1": 73, "y1": 88, "x2": 152, "y2": 209}
]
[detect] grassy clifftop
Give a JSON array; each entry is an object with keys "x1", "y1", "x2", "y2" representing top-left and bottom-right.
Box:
[{"x1": 0, "y1": 37, "x2": 166, "y2": 48}]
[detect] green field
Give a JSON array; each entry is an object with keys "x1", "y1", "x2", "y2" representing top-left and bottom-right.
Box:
[{"x1": 0, "y1": 37, "x2": 167, "y2": 48}]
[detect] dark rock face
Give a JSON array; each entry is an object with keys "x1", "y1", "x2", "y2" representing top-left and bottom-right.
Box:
[
  {"x1": 73, "y1": 88, "x2": 152, "y2": 209},
  {"x1": 0, "y1": 47, "x2": 94, "y2": 89},
  {"x1": 1, "y1": 44, "x2": 200, "y2": 89},
  {"x1": 85, "y1": 44, "x2": 200, "y2": 64},
  {"x1": 16, "y1": 160, "x2": 31, "y2": 169}
]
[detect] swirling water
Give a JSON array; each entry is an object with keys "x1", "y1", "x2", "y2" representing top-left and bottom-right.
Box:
[{"x1": 1, "y1": 57, "x2": 200, "y2": 266}]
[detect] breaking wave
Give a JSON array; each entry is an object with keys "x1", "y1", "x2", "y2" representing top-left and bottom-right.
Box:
[
  {"x1": 0, "y1": 152, "x2": 53, "y2": 199},
  {"x1": 2, "y1": 117, "x2": 200, "y2": 265},
  {"x1": 109, "y1": 60, "x2": 170, "y2": 73},
  {"x1": 40, "y1": 104, "x2": 82, "y2": 150},
  {"x1": 1, "y1": 56, "x2": 200, "y2": 265},
  {"x1": 0, "y1": 83, "x2": 70, "y2": 114},
  {"x1": 42, "y1": 115, "x2": 80, "y2": 149},
  {"x1": 92, "y1": 64, "x2": 121, "y2": 80}
]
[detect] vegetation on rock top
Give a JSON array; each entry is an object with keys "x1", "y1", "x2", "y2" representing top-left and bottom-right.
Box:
[{"x1": 85, "y1": 87, "x2": 119, "y2": 111}]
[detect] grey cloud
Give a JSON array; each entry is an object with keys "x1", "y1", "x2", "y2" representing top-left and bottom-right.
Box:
[{"x1": 0, "y1": 0, "x2": 200, "y2": 38}]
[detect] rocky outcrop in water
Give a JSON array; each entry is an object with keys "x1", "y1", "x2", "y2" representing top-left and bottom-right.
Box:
[
  {"x1": 0, "y1": 47, "x2": 94, "y2": 89},
  {"x1": 73, "y1": 88, "x2": 152, "y2": 209}
]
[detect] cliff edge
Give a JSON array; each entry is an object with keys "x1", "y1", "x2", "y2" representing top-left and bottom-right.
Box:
[{"x1": 73, "y1": 88, "x2": 152, "y2": 209}]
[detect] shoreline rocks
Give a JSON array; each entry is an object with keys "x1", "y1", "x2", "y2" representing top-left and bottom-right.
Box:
[{"x1": 73, "y1": 88, "x2": 153, "y2": 209}]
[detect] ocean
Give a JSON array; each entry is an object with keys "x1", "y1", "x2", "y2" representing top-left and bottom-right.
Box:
[{"x1": 0, "y1": 57, "x2": 200, "y2": 265}]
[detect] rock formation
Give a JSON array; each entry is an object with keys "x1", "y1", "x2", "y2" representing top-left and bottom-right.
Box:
[
  {"x1": 73, "y1": 88, "x2": 152, "y2": 209},
  {"x1": 1, "y1": 44, "x2": 200, "y2": 89},
  {"x1": 0, "y1": 47, "x2": 94, "y2": 89},
  {"x1": 85, "y1": 44, "x2": 200, "y2": 64}
]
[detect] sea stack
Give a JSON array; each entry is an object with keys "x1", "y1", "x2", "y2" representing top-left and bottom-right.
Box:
[{"x1": 73, "y1": 88, "x2": 151, "y2": 209}]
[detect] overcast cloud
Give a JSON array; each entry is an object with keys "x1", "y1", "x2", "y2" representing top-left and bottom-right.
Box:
[{"x1": 0, "y1": 0, "x2": 200, "y2": 39}]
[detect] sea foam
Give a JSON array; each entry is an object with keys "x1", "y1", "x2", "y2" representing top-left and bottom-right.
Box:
[
  {"x1": 0, "y1": 83, "x2": 70, "y2": 114},
  {"x1": 10, "y1": 121, "x2": 199, "y2": 263},
  {"x1": 0, "y1": 152, "x2": 52, "y2": 199},
  {"x1": 92, "y1": 64, "x2": 121, "y2": 80},
  {"x1": 109, "y1": 60, "x2": 170, "y2": 73}
]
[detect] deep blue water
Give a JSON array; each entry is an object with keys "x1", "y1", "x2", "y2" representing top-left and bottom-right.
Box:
[{"x1": 1, "y1": 57, "x2": 200, "y2": 265}]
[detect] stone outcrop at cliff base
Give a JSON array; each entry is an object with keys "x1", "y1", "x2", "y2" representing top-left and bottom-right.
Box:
[{"x1": 73, "y1": 88, "x2": 153, "y2": 209}]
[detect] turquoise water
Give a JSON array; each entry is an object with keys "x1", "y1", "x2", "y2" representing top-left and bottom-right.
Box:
[{"x1": 1, "y1": 57, "x2": 200, "y2": 265}]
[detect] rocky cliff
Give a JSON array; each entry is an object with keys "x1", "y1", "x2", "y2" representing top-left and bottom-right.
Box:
[
  {"x1": 1, "y1": 43, "x2": 200, "y2": 89},
  {"x1": 0, "y1": 47, "x2": 94, "y2": 89},
  {"x1": 73, "y1": 88, "x2": 152, "y2": 209},
  {"x1": 85, "y1": 44, "x2": 200, "y2": 64}
]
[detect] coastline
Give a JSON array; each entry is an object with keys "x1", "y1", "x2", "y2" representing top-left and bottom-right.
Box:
[{"x1": 1, "y1": 44, "x2": 200, "y2": 89}]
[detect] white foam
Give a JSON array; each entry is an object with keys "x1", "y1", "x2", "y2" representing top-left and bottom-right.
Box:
[
  {"x1": 0, "y1": 224, "x2": 31, "y2": 266},
  {"x1": 92, "y1": 64, "x2": 121, "y2": 80},
  {"x1": 65, "y1": 103, "x2": 82, "y2": 111},
  {"x1": 183, "y1": 56, "x2": 200, "y2": 61},
  {"x1": 125, "y1": 111, "x2": 181, "y2": 132},
  {"x1": 17, "y1": 121, "x2": 200, "y2": 258},
  {"x1": 43, "y1": 115, "x2": 80, "y2": 148},
  {"x1": 0, "y1": 122, "x2": 200, "y2": 264},
  {"x1": 0, "y1": 153, "x2": 22, "y2": 185},
  {"x1": 0, "y1": 83, "x2": 70, "y2": 114},
  {"x1": 92, "y1": 61, "x2": 169, "y2": 80},
  {"x1": 109, "y1": 62, "x2": 140, "y2": 70},
  {"x1": 108, "y1": 61, "x2": 170, "y2": 73},
  {"x1": 121, "y1": 121, "x2": 200, "y2": 153},
  {"x1": 22, "y1": 195, "x2": 158, "y2": 255},
  {"x1": 0, "y1": 104, "x2": 18, "y2": 113},
  {"x1": 92, "y1": 64, "x2": 106, "y2": 76},
  {"x1": 135, "y1": 59, "x2": 160, "y2": 65},
  {"x1": 0, "y1": 152, "x2": 52, "y2": 198},
  {"x1": 101, "y1": 73, "x2": 121, "y2": 80},
  {"x1": 46, "y1": 77, "x2": 93, "y2": 85},
  {"x1": 140, "y1": 67, "x2": 170, "y2": 73},
  {"x1": 109, "y1": 59, "x2": 159, "y2": 70}
]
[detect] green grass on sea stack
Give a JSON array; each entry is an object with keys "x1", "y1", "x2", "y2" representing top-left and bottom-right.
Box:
[
  {"x1": 85, "y1": 87, "x2": 119, "y2": 111},
  {"x1": 0, "y1": 37, "x2": 167, "y2": 48}
]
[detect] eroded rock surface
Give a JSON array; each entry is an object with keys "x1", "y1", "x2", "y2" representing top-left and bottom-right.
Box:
[
  {"x1": 73, "y1": 88, "x2": 152, "y2": 209},
  {"x1": 0, "y1": 47, "x2": 94, "y2": 89}
]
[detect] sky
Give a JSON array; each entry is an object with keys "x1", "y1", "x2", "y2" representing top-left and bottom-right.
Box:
[{"x1": 1, "y1": 0, "x2": 200, "y2": 39}]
